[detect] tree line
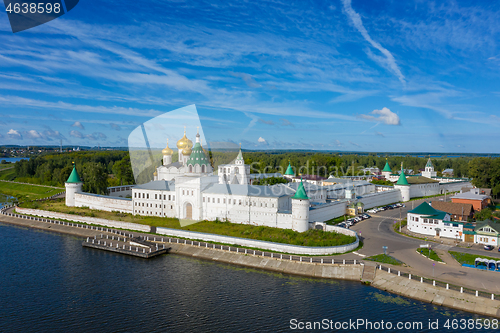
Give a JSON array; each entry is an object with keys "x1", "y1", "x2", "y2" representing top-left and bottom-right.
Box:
[{"x1": 7, "y1": 150, "x2": 500, "y2": 198}]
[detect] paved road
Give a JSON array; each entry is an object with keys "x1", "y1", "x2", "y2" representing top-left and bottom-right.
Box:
[{"x1": 344, "y1": 197, "x2": 500, "y2": 293}]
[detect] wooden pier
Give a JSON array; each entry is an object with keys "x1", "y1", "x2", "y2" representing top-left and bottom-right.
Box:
[{"x1": 82, "y1": 234, "x2": 170, "y2": 258}]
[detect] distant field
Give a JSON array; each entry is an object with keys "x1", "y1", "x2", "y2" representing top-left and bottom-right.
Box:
[
  {"x1": 0, "y1": 168, "x2": 16, "y2": 181},
  {"x1": 0, "y1": 164, "x2": 14, "y2": 171},
  {"x1": 0, "y1": 182, "x2": 62, "y2": 201},
  {"x1": 20, "y1": 198, "x2": 356, "y2": 247}
]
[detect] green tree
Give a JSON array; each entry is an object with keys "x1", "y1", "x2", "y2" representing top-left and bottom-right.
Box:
[{"x1": 82, "y1": 162, "x2": 108, "y2": 194}]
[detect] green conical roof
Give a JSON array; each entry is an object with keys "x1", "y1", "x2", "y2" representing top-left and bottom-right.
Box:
[
  {"x1": 382, "y1": 159, "x2": 392, "y2": 172},
  {"x1": 235, "y1": 149, "x2": 243, "y2": 162},
  {"x1": 285, "y1": 162, "x2": 294, "y2": 176},
  {"x1": 292, "y1": 179, "x2": 309, "y2": 200},
  {"x1": 66, "y1": 165, "x2": 82, "y2": 183},
  {"x1": 396, "y1": 170, "x2": 409, "y2": 185},
  {"x1": 425, "y1": 158, "x2": 433, "y2": 168},
  {"x1": 186, "y1": 142, "x2": 210, "y2": 166}
]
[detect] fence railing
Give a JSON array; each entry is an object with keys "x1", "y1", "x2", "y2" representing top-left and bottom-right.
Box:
[
  {"x1": 0, "y1": 206, "x2": 361, "y2": 266},
  {"x1": 375, "y1": 264, "x2": 499, "y2": 301}
]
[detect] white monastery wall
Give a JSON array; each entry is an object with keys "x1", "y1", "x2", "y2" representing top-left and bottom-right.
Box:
[
  {"x1": 359, "y1": 189, "x2": 401, "y2": 209},
  {"x1": 409, "y1": 183, "x2": 440, "y2": 198},
  {"x1": 16, "y1": 207, "x2": 150, "y2": 232},
  {"x1": 75, "y1": 193, "x2": 133, "y2": 214},
  {"x1": 439, "y1": 181, "x2": 472, "y2": 193},
  {"x1": 309, "y1": 201, "x2": 346, "y2": 222}
]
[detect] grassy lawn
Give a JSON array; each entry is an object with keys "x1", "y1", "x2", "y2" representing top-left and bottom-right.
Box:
[
  {"x1": 0, "y1": 182, "x2": 63, "y2": 201},
  {"x1": 20, "y1": 198, "x2": 357, "y2": 247},
  {"x1": 0, "y1": 168, "x2": 16, "y2": 181},
  {"x1": 0, "y1": 164, "x2": 14, "y2": 171},
  {"x1": 417, "y1": 247, "x2": 443, "y2": 262},
  {"x1": 365, "y1": 254, "x2": 404, "y2": 266},
  {"x1": 449, "y1": 251, "x2": 499, "y2": 266}
]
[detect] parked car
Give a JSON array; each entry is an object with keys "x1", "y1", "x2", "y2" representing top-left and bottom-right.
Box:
[{"x1": 484, "y1": 245, "x2": 494, "y2": 251}]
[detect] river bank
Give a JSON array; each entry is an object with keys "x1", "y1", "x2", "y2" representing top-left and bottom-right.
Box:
[{"x1": 1, "y1": 209, "x2": 499, "y2": 319}]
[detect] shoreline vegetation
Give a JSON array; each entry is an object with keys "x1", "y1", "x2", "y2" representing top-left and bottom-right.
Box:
[{"x1": 19, "y1": 198, "x2": 356, "y2": 247}]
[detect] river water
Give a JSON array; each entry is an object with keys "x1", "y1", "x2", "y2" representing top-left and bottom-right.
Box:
[{"x1": 0, "y1": 223, "x2": 495, "y2": 332}]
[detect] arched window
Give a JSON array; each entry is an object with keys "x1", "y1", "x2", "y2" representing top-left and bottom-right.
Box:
[
  {"x1": 189, "y1": 165, "x2": 193, "y2": 173},
  {"x1": 235, "y1": 167, "x2": 239, "y2": 174},
  {"x1": 202, "y1": 165, "x2": 206, "y2": 173}
]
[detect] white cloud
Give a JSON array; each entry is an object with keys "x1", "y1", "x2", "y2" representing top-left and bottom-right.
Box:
[
  {"x1": 7, "y1": 129, "x2": 22, "y2": 139},
  {"x1": 359, "y1": 107, "x2": 401, "y2": 125},
  {"x1": 25, "y1": 130, "x2": 43, "y2": 139},
  {"x1": 342, "y1": 0, "x2": 405, "y2": 85},
  {"x1": 71, "y1": 121, "x2": 84, "y2": 129},
  {"x1": 258, "y1": 137, "x2": 266, "y2": 143},
  {"x1": 70, "y1": 130, "x2": 84, "y2": 138}
]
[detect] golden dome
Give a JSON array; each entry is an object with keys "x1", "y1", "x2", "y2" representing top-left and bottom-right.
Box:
[
  {"x1": 153, "y1": 171, "x2": 158, "y2": 176},
  {"x1": 162, "y1": 139, "x2": 173, "y2": 155},
  {"x1": 182, "y1": 146, "x2": 192, "y2": 155},
  {"x1": 176, "y1": 127, "x2": 193, "y2": 149}
]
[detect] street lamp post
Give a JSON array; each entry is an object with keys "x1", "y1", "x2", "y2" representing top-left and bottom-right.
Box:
[{"x1": 399, "y1": 207, "x2": 402, "y2": 233}]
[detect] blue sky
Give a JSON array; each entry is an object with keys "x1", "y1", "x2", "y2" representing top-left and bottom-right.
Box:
[{"x1": 1, "y1": 0, "x2": 500, "y2": 153}]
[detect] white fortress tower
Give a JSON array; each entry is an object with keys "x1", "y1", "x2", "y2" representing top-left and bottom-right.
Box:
[
  {"x1": 291, "y1": 180, "x2": 310, "y2": 232},
  {"x1": 422, "y1": 158, "x2": 437, "y2": 178},
  {"x1": 381, "y1": 158, "x2": 392, "y2": 180},
  {"x1": 65, "y1": 163, "x2": 83, "y2": 207},
  {"x1": 394, "y1": 163, "x2": 410, "y2": 202}
]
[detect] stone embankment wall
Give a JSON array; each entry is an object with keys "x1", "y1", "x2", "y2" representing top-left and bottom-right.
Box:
[
  {"x1": 156, "y1": 226, "x2": 359, "y2": 255},
  {"x1": 168, "y1": 243, "x2": 363, "y2": 281},
  {"x1": 15, "y1": 207, "x2": 150, "y2": 232}
]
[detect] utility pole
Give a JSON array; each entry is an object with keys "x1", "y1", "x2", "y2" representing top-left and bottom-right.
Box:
[{"x1": 399, "y1": 206, "x2": 402, "y2": 233}]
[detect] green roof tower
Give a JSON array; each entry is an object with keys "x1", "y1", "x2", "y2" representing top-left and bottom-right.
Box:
[
  {"x1": 292, "y1": 179, "x2": 309, "y2": 200},
  {"x1": 382, "y1": 159, "x2": 392, "y2": 173},
  {"x1": 285, "y1": 161, "x2": 294, "y2": 176}
]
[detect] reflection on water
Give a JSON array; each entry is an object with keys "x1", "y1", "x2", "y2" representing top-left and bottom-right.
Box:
[{"x1": 0, "y1": 223, "x2": 489, "y2": 333}]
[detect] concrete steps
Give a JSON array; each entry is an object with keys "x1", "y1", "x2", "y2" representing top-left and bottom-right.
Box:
[{"x1": 362, "y1": 264, "x2": 376, "y2": 282}]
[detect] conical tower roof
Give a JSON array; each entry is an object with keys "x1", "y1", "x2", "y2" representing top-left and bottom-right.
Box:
[
  {"x1": 382, "y1": 159, "x2": 392, "y2": 172},
  {"x1": 66, "y1": 163, "x2": 82, "y2": 183},
  {"x1": 425, "y1": 157, "x2": 433, "y2": 168},
  {"x1": 292, "y1": 179, "x2": 309, "y2": 200},
  {"x1": 285, "y1": 161, "x2": 294, "y2": 176},
  {"x1": 396, "y1": 163, "x2": 409, "y2": 186}
]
